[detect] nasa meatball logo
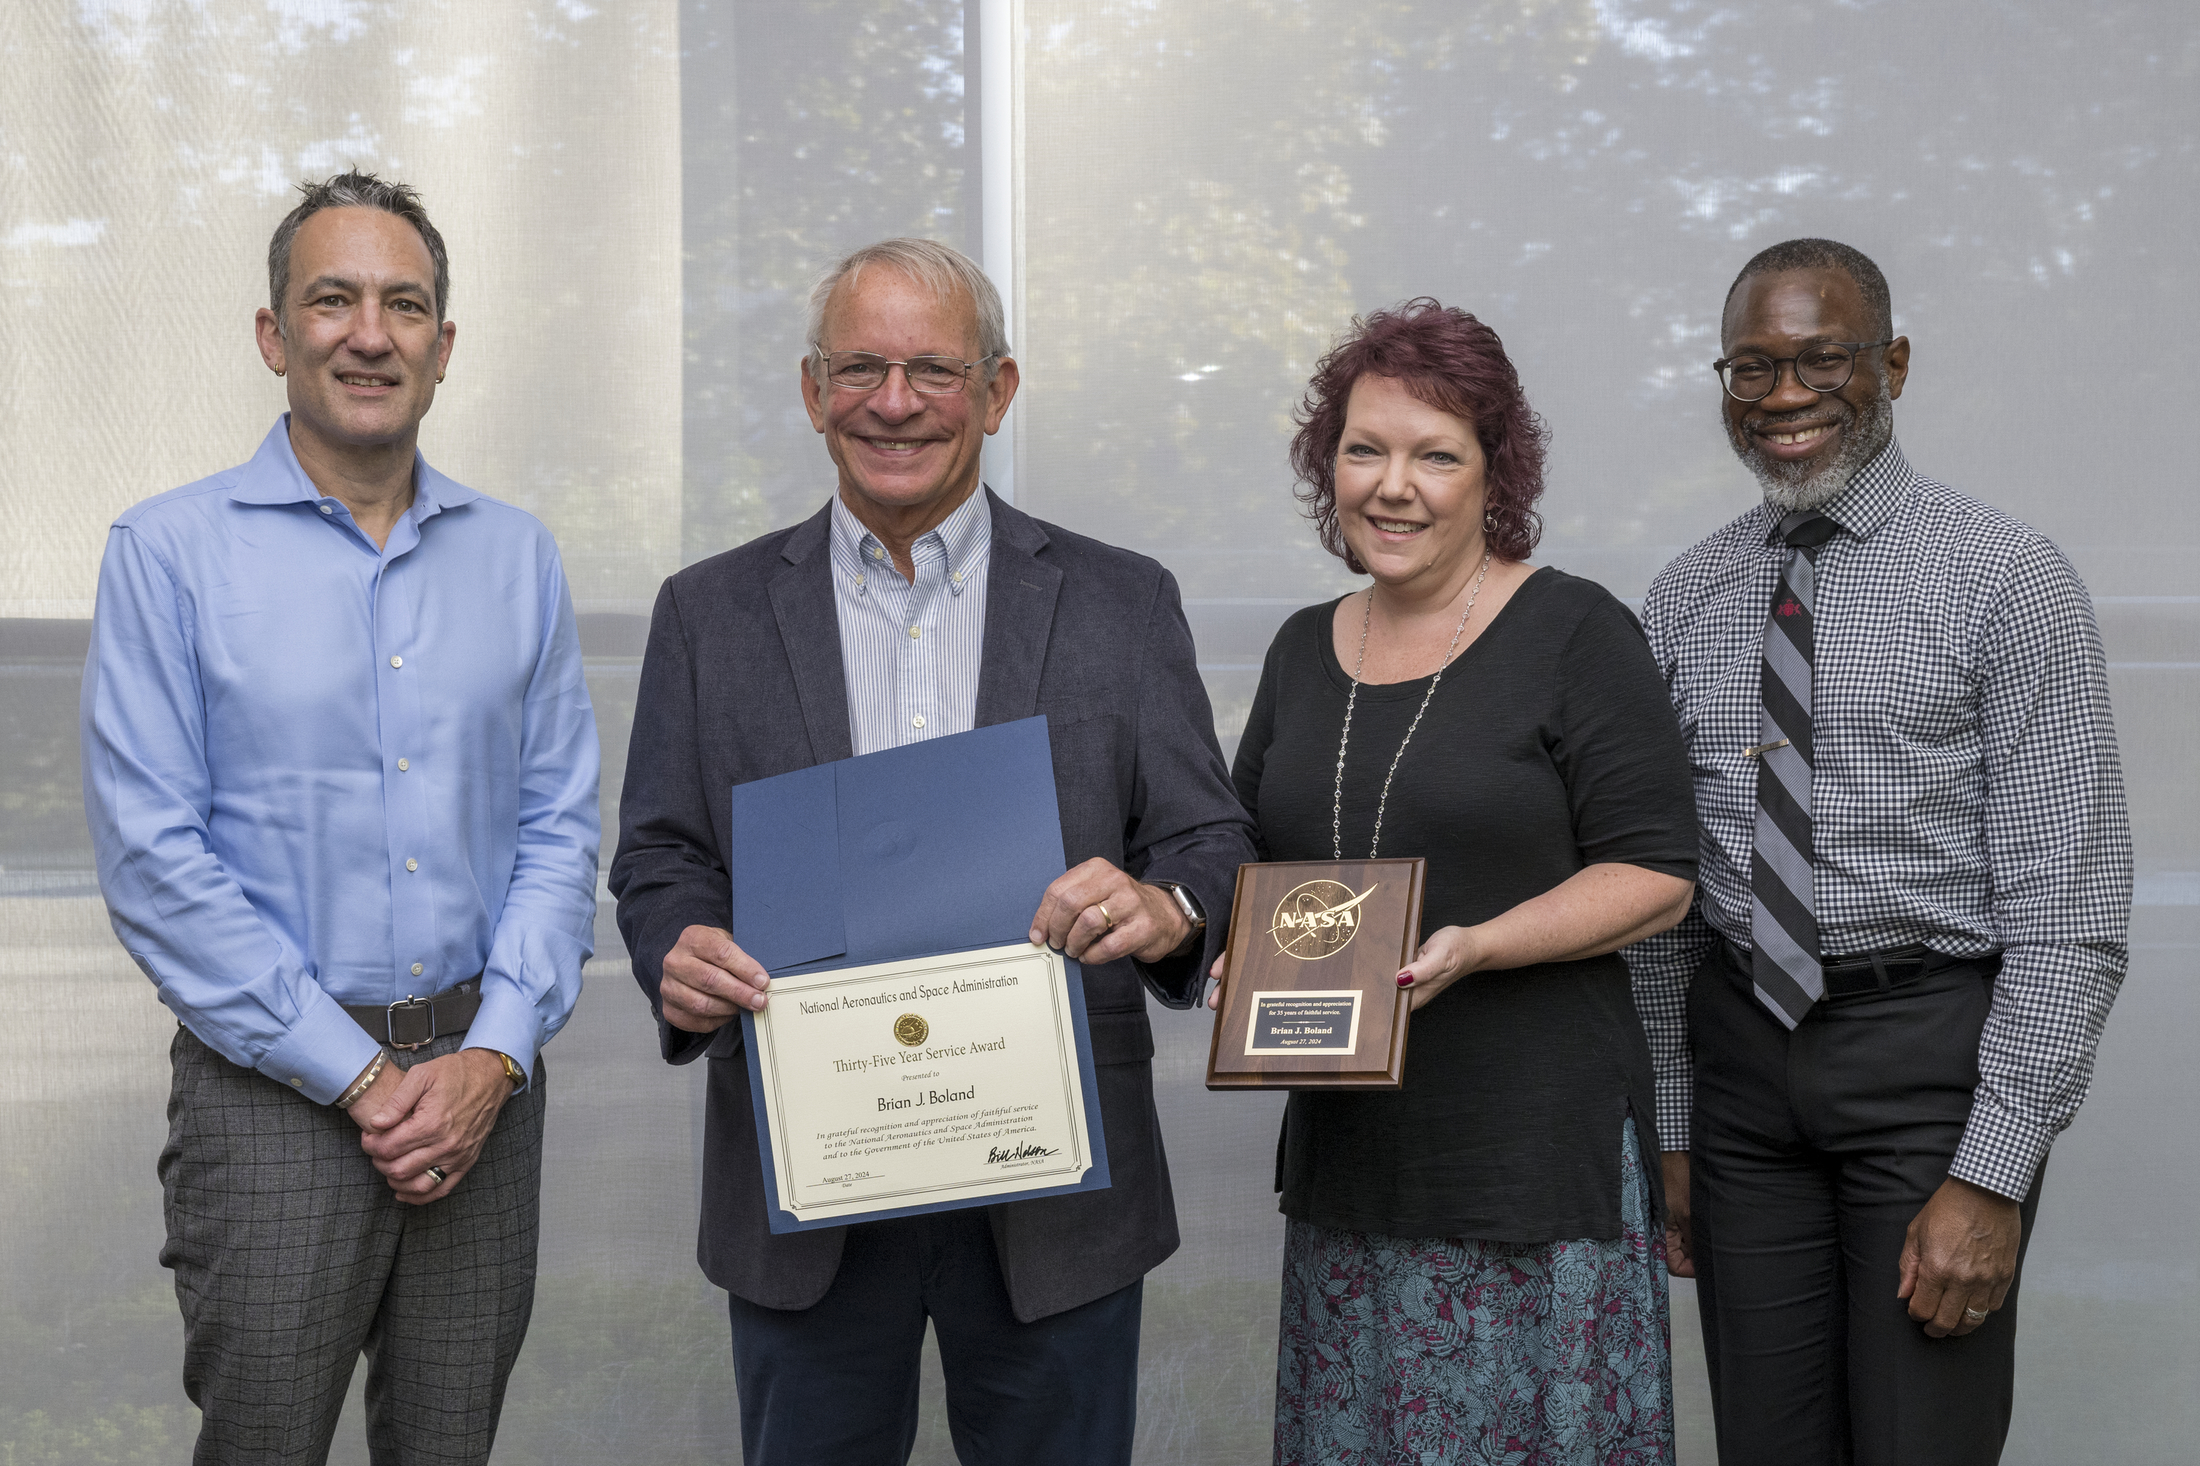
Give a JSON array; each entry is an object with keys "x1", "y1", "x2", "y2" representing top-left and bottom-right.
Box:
[
  {"x1": 1269, "y1": 880, "x2": 1378, "y2": 961},
  {"x1": 893, "y1": 1013, "x2": 929, "y2": 1047}
]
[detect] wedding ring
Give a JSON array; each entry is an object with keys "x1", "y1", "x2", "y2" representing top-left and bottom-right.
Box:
[
  {"x1": 1962, "y1": 1307, "x2": 1988, "y2": 1323},
  {"x1": 1097, "y1": 903, "x2": 1114, "y2": 929},
  {"x1": 426, "y1": 1165, "x2": 448, "y2": 1185}
]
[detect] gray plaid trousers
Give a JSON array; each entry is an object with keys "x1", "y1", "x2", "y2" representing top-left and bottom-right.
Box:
[{"x1": 160, "y1": 1027, "x2": 545, "y2": 1465}]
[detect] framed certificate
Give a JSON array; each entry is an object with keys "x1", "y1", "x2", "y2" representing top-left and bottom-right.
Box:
[{"x1": 743, "y1": 941, "x2": 1111, "y2": 1233}]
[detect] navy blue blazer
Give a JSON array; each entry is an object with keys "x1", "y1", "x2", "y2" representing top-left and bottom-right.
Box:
[{"x1": 610, "y1": 490, "x2": 1254, "y2": 1321}]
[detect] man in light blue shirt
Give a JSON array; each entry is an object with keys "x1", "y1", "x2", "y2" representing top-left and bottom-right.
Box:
[{"x1": 80, "y1": 171, "x2": 599, "y2": 1466}]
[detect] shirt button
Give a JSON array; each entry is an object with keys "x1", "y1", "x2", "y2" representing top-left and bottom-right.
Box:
[
  {"x1": 318, "y1": 503, "x2": 334, "y2": 515},
  {"x1": 405, "y1": 858, "x2": 418, "y2": 872},
  {"x1": 290, "y1": 1076, "x2": 304, "y2": 1087},
  {"x1": 912, "y1": 715, "x2": 926, "y2": 729},
  {"x1": 907, "y1": 626, "x2": 920, "y2": 639},
  {"x1": 397, "y1": 758, "x2": 409, "y2": 772},
  {"x1": 389, "y1": 655, "x2": 403, "y2": 669},
  {"x1": 951, "y1": 571, "x2": 963, "y2": 585},
  {"x1": 411, "y1": 962, "x2": 425, "y2": 976},
  {"x1": 854, "y1": 576, "x2": 864, "y2": 588},
  {"x1": 870, "y1": 546, "x2": 883, "y2": 560}
]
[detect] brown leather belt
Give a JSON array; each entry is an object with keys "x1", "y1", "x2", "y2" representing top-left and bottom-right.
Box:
[{"x1": 343, "y1": 979, "x2": 483, "y2": 1050}]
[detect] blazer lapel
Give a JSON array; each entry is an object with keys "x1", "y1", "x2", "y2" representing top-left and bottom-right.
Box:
[
  {"x1": 767, "y1": 504, "x2": 856, "y2": 765},
  {"x1": 975, "y1": 489, "x2": 1062, "y2": 727}
]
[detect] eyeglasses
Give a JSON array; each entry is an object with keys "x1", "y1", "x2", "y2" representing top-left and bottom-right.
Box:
[
  {"x1": 1712, "y1": 341, "x2": 1894, "y2": 403},
  {"x1": 814, "y1": 349, "x2": 998, "y2": 395}
]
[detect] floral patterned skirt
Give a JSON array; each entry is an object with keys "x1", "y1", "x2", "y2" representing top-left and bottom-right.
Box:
[{"x1": 1273, "y1": 1118, "x2": 1673, "y2": 1466}]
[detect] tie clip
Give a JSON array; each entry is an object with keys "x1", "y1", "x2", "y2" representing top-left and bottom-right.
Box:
[{"x1": 1744, "y1": 738, "x2": 1791, "y2": 759}]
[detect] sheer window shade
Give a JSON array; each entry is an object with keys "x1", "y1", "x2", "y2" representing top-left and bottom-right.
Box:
[{"x1": 4, "y1": 2, "x2": 2193, "y2": 1461}]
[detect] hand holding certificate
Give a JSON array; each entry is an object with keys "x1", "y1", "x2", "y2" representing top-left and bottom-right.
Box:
[{"x1": 727, "y1": 718, "x2": 1112, "y2": 1233}]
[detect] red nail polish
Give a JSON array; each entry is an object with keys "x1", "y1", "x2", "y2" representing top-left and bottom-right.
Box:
[{"x1": 1396, "y1": 972, "x2": 1415, "y2": 988}]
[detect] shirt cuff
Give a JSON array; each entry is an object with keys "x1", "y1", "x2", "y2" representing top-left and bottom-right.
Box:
[
  {"x1": 1948, "y1": 1089, "x2": 2054, "y2": 1201},
  {"x1": 258, "y1": 990, "x2": 384, "y2": 1106},
  {"x1": 465, "y1": 984, "x2": 545, "y2": 1092},
  {"x1": 1656, "y1": 1073, "x2": 1694, "y2": 1153}
]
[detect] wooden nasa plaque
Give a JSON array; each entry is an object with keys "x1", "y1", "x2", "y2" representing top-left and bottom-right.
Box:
[{"x1": 1205, "y1": 858, "x2": 1427, "y2": 1091}]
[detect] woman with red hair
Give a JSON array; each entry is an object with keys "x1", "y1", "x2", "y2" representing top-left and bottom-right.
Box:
[{"x1": 1212, "y1": 299, "x2": 1699, "y2": 1464}]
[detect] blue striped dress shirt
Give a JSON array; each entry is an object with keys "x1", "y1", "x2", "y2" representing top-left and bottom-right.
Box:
[
  {"x1": 81, "y1": 417, "x2": 601, "y2": 1104},
  {"x1": 828, "y1": 487, "x2": 992, "y2": 756}
]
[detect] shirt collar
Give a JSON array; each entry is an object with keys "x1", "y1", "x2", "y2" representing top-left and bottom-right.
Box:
[
  {"x1": 227, "y1": 414, "x2": 479, "y2": 518},
  {"x1": 1757, "y1": 437, "x2": 1918, "y2": 549},
  {"x1": 829, "y1": 485, "x2": 992, "y2": 594}
]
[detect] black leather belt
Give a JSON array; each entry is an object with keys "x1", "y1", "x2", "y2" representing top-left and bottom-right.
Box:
[
  {"x1": 1724, "y1": 939, "x2": 1998, "y2": 999},
  {"x1": 342, "y1": 979, "x2": 482, "y2": 1050},
  {"x1": 1819, "y1": 944, "x2": 1937, "y2": 997}
]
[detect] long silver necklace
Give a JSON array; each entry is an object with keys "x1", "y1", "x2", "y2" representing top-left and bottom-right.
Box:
[{"x1": 1331, "y1": 552, "x2": 1493, "y2": 859}]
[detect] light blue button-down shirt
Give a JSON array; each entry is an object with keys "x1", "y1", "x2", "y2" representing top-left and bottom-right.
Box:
[
  {"x1": 81, "y1": 417, "x2": 600, "y2": 1103},
  {"x1": 827, "y1": 487, "x2": 992, "y2": 756}
]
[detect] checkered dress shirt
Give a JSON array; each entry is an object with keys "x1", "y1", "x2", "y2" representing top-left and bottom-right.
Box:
[{"x1": 1624, "y1": 440, "x2": 2131, "y2": 1200}]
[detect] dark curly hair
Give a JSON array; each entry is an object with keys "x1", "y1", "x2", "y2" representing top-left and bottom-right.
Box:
[
  {"x1": 1724, "y1": 237, "x2": 1892, "y2": 342},
  {"x1": 1290, "y1": 299, "x2": 1548, "y2": 571}
]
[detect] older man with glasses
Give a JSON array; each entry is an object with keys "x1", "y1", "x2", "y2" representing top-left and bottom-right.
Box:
[
  {"x1": 1626, "y1": 237, "x2": 2131, "y2": 1464},
  {"x1": 610, "y1": 237, "x2": 1252, "y2": 1466}
]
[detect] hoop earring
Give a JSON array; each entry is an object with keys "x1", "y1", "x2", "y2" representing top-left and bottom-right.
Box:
[
  {"x1": 436, "y1": 371, "x2": 446, "y2": 384},
  {"x1": 272, "y1": 366, "x2": 285, "y2": 378},
  {"x1": 1483, "y1": 509, "x2": 1498, "y2": 535}
]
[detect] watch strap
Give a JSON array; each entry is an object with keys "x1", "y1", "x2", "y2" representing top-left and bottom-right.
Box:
[{"x1": 1151, "y1": 881, "x2": 1206, "y2": 957}]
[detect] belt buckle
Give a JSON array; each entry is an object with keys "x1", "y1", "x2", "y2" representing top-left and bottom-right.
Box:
[{"x1": 386, "y1": 994, "x2": 438, "y2": 1051}]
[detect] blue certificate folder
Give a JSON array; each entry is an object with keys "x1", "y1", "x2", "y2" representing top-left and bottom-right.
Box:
[{"x1": 729, "y1": 717, "x2": 1112, "y2": 1233}]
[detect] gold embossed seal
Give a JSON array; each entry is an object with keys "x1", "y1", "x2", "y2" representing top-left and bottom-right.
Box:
[
  {"x1": 893, "y1": 1013, "x2": 930, "y2": 1047},
  {"x1": 1269, "y1": 880, "x2": 1377, "y2": 961}
]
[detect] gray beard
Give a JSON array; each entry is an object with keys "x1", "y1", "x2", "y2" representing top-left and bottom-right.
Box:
[{"x1": 1726, "y1": 382, "x2": 1894, "y2": 513}]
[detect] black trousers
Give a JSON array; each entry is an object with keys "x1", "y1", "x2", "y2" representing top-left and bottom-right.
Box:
[
  {"x1": 726, "y1": 1207, "x2": 1143, "y2": 1466},
  {"x1": 1690, "y1": 940, "x2": 2044, "y2": 1466}
]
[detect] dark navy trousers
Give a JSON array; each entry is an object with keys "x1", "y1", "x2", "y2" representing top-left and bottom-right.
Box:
[{"x1": 727, "y1": 1207, "x2": 1142, "y2": 1465}]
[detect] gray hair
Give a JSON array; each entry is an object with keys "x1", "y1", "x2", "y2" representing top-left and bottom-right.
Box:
[
  {"x1": 805, "y1": 238, "x2": 1008, "y2": 379},
  {"x1": 268, "y1": 170, "x2": 451, "y2": 326}
]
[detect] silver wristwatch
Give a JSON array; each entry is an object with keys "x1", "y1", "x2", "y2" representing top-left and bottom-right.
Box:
[{"x1": 1148, "y1": 881, "x2": 1207, "y2": 957}]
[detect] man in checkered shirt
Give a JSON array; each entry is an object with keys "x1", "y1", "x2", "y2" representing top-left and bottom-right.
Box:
[{"x1": 1626, "y1": 237, "x2": 2130, "y2": 1465}]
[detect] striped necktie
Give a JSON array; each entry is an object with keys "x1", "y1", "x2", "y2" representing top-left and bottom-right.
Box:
[{"x1": 1750, "y1": 509, "x2": 1841, "y2": 1028}]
